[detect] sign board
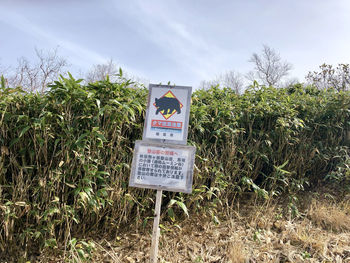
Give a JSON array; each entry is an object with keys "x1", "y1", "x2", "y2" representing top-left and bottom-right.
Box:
[
  {"x1": 129, "y1": 140, "x2": 196, "y2": 193},
  {"x1": 129, "y1": 83, "x2": 195, "y2": 262},
  {"x1": 143, "y1": 84, "x2": 192, "y2": 145}
]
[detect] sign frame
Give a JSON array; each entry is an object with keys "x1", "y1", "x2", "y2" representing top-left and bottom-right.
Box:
[
  {"x1": 129, "y1": 140, "x2": 196, "y2": 194},
  {"x1": 142, "y1": 84, "x2": 192, "y2": 145}
]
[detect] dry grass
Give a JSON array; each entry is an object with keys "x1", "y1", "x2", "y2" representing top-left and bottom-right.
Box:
[
  {"x1": 228, "y1": 240, "x2": 247, "y2": 263},
  {"x1": 35, "y1": 194, "x2": 350, "y2": 263},
  {"x1": 308, "y1": 199, "x2": 350, "y2": 232}
]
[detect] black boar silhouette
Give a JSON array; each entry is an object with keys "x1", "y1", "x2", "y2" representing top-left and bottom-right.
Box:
[{"x1": 155, "y1": 97, "x2": 181, "y2": 115}]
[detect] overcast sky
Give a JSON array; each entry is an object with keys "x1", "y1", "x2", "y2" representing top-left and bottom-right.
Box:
[{"x1": 1, "y1": 0, "x2": 350, "y2": 88}]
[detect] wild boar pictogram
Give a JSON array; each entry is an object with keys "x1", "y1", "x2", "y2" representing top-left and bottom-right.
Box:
[{"x1": 154, "y1": 97, "x2": 181, "y2": 115}]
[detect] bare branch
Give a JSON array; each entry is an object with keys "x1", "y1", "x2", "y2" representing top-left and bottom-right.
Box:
[
  {"x1": 84, "y1": 59, "x2": 149, "y2": 88},
  {"x1": 6, "y1": 47, "x2": 68, "y2": 92},
  {"x1": 85, "y1": 59, "x2": 119, "y2": 83},
  {"x1": 248, "y1": 45, "x2": 292, "y2": 86},
  {"x1": 199, "y1": 70, "x2": 244, "y2": 94},
  {"x1": 35, "y1": 48, "x2": 69, "y2": 92},
  {"x1": 306, "y1": 63, "x2": 350, "y2": 91}
]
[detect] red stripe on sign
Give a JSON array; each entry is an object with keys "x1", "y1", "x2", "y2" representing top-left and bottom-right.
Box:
[{"x1": 151, "y1": 120, "x2": 182, "y2": 129}]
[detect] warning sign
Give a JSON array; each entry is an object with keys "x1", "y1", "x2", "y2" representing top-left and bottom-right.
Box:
[
  {"x1": 130, "y1": 84, "x2": 195, "y2": 262},
  {"x1": 153, "y1": 90, "x2": 183, "y2": 120},
  {"x1": 129, "y1": 140, "x2": 196, "y2": 193},
  {"x1": 143, "y1": 84, "x2": 192, "y2": 145}
]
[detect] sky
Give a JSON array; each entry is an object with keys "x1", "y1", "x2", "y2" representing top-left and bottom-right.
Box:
[{"x1": 1, "y1": 0, "x2": 350, "y2": 88}]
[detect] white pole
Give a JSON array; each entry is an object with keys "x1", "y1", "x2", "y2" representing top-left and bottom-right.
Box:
[{"x1": 150, "y1": 190, "x2": 163, "y2": 263}]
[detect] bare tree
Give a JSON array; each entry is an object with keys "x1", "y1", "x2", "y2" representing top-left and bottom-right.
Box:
[
  {"x1": 219, "y1": 70, "x2": 244, "y2": 93},
  {"x1": 198, "y1": 79, "x2": 219, "y2": 90},
  {"x1": 8, "y1": 48, "x2": 68, "y2": 92},
  {"x1": 85, "y1": 59, "x2": 149, "y2": 88},
  {"x1": 85, "y1": 59, "x2": 119, "y2": 83},
  {"x1": 247, "y1": 45, "x2": 292, "y2": 87},
  {"x1": 36, "y1": 48, "x2": 68, "y2": 91},
  {"x1": 306, "y1": 63, "x2": 350, "y2": 91},
  {"x1": 199, "y1": 70, "x2": 244, "y2": 94},
  {"x1": 9, "y1": 57, "x2": 40, "y2": 91}
]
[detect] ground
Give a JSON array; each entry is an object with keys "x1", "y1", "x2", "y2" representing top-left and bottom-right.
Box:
[{"x1": 31, "y1": 187, "x2": 350, "y2": 262}]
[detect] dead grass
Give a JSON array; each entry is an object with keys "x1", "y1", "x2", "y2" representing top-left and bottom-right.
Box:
[
  {"x1": 227, "y1": 240, "x2": 247, "y2": 263},
  {"x1": 308, "y1": 199, "x2": 350, "y2": 232},
  {"x1": 33, "y1": 192, "x2": 350, "y2": 263}
]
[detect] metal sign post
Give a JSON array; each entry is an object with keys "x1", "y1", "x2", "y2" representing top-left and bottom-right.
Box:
[{"x1": 129, "y1": 84, "x2": 195, "y2": 263}]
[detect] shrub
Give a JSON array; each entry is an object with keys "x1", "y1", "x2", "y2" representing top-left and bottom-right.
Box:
[{"x1": 0, "y1": 76, "x2": 349, "y2": 257}]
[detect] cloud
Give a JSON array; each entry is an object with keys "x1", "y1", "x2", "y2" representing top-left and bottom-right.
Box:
[
  {"x1": 113, "y1": 0, "x2": 237, "y2": 81},
  {"x1": 0, "y1": 8, "x2": 108, "y2": 69}
]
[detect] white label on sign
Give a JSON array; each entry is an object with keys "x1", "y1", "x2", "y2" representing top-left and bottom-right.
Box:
[
  {"x1": 143, "y1": 85, "x2": 192, "y2": 145},
  {"x1": 129, "y1": 141, "x2": 195, "y2": 193}
]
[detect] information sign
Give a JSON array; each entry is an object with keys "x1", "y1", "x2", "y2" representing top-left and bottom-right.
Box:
[
  {"x1": 143, "y1": 84, "x2": 192, "y2": 145},
  {"x1": 129, "y1": 83, "x2": 195, "y2": 262},
  {"x1": 129, "y1": 140, "x2": 196, "y2": 193}
]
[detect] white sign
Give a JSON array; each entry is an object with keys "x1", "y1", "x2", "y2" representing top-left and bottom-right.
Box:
[
  {"x1": 130, "y1": 84, "x2": 195, "y2": 262},
  {"x1": 129, "y1": 140, "x2": 196, "y2": 193},
  {"x1": 143, "y1": 84, "x2": 192, "y2": 145}
]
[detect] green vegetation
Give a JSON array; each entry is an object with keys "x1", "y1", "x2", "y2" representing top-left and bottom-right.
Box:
[{"x1": 0, "y1": 74, "x2": 349, "y2": 260}]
